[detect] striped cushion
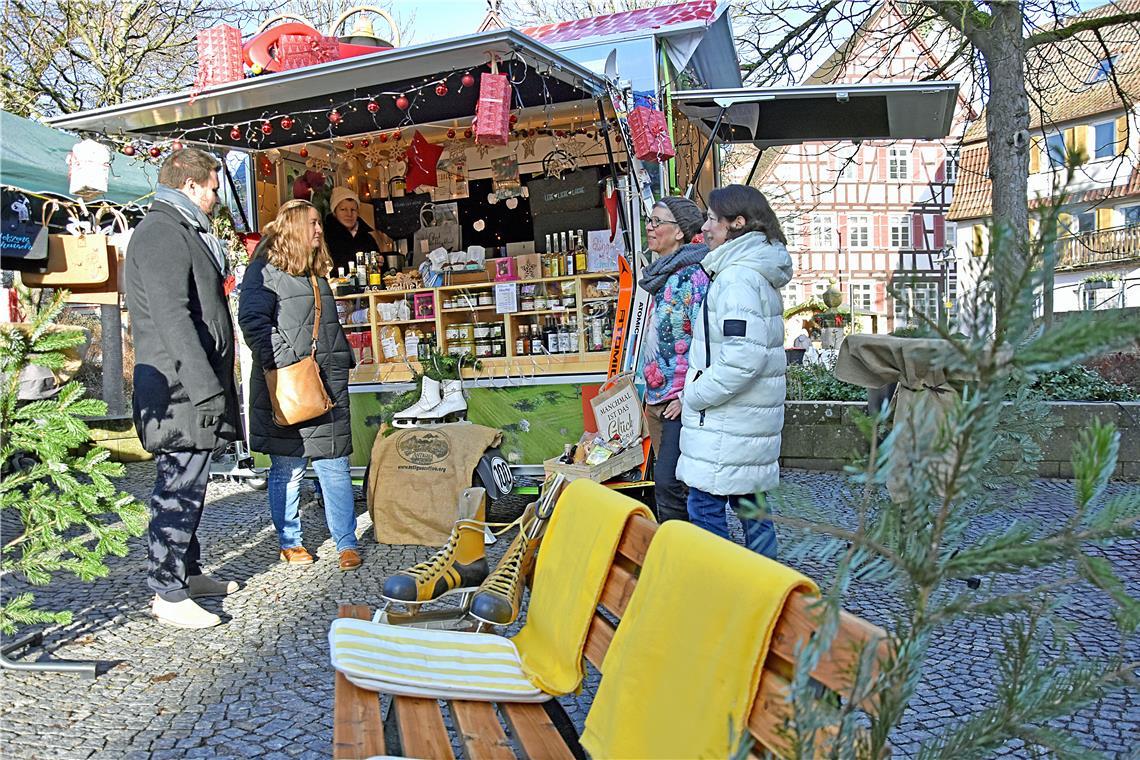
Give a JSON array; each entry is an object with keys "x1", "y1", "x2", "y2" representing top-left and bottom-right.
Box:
[{"x1": 329, "y1": 618, "x2": 550, "y2": 702}]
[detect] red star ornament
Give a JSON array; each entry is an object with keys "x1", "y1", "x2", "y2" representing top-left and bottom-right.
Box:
[{"x1": 403, "y1": 130, "x2": 443, "y2": 192}]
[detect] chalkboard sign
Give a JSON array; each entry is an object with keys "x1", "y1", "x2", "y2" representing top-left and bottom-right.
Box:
[
  {"x1": 1, "y1": 189, "x2": 49, "y2": 271},
  {"x1": 526, "y1": 168, "x2": 601, "y2": 215}
]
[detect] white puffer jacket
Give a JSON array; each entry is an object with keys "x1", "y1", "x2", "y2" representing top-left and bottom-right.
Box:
[{"x1": 676, "y1": 231, "x2": 792, "y2": 496}]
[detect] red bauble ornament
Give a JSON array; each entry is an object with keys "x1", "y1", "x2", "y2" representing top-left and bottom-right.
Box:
[
  {"x1": 395, "y1": 95, "x2": 410, "y2": 110},
  {"x1": 328, "y1": 109, "x2": 342, "y2": 124},
  {"x1": 281, "y1": 116, "x2": 294, "y2": 130},
  {"x1": 461, "y1": 73, "x2": 475, "y2": 89},
  {"x1": 361, "y1": 138, "x2": 370, "y2": 148},
  {"x1": 463, "y1": 128, "x2": 472, "y2": 138},
  {"x1": 394, "y1": 130, "x2": 402, "y2": 140},
  {"x1": 299, "y1": 147, "x2": 309, "y2": 158},
  {"x1": 171, "y1": 140, "x2": 183, "y2": 151},
  {"x1": 230, "y1": 127, "x2": 241, "y2": 140},
  {"x1": 528, "y1": 128, "x2": 537, "y2": 137},
  {"x1": 149, "y1": 146, "x2": 162, "y2": 158},
  {"x1": 447, "y1": 128, "x2": 456, "y2": 138},
  {"x1": 260, "y1": 121, "x2": 273, "y2": 135},
  {"x1": 509, "y1": 114, "x2": 518, "y2": 125},
  {"x1": 122, "y1": 145, "x2": 136, "y2": 156},
  {"x1": 367, "y1": 100, "x2": 380, "y2": 113},
  {"x1": 379, "y1": 133, "x2": 389, "y2": 143},
  {"x1": 435, "y1": 83, "x2": 448, "y2": 97},
  {"x1": 345, "y1": 140, "x2": 354, "y2": 149}
]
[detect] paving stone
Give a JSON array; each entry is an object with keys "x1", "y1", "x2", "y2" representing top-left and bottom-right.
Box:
[{"x1": 0, "y1": 464, "x2": 1134, "y2": 757}]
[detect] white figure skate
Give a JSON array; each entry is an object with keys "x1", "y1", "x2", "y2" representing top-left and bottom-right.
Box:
[
  {"x1": 392, "y1": 378, "x2": 468, "y2": 428},
  {"x1": 392, "y1": 376, "x2": 442, "y2": 428}
]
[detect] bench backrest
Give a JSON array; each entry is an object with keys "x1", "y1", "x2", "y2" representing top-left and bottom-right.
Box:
[{"x1": 583, "y1": 515, "x2": 889, "y2": 757}]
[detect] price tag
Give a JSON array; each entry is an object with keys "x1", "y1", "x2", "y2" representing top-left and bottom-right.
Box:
[
  {"x1": 495, "y1": 283, "x2": 518, "y2": 314},
  {"x1": 384, "y1": 200, "x2": 394, "y2": 214}
]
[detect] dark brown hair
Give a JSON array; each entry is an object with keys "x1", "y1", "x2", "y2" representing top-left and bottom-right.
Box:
[
  {"x1": 258, "y1": 199, "x2": 333, "y2": 277},
  {"x1": 157, "y1": 148, "x2": 220, "y2": 189},
  {"x1": 706, "y1": 184, "x2": 787, "y2": 246}
]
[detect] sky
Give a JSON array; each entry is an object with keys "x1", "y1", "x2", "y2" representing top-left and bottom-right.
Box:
[{"x1": 401, "y1": 1, "x2": 498, "y2": 45}]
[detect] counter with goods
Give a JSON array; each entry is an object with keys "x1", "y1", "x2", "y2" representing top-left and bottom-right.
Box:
[{"x1": 334, "y1": 267, "x2": 621, "y2": 384}]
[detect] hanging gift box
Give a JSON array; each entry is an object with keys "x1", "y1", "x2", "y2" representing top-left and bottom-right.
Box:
[
  {"x1": 628, "y1": 106, "x2": 675, "y2": 162},
  {"x1": 473, "y1": 71, "x2": 511, "y2": 146},
  {"x1": 67, "y1": 139, "x2": 111, "y2": 199},
  {"x1": 195, "y1": 25, "x2": 245, "y2": 88},
  {"x1": 276, "y1": 33, "x2": 341, "y2": 70}
]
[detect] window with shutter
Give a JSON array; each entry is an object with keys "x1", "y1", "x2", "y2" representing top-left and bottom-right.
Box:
[
  {"x1": 1096, "y1": 208, "x2": 1115, "y2": 230},
  {"x1": 1116, "y1": 115, "x2": 1129, "y2": 154},
  {"x1": 1094, "y1": 121, "x2": 1116, "y2": 160},
  {"x1": 1029, "y1": 137, "x2": 1041, "y2": 173}
]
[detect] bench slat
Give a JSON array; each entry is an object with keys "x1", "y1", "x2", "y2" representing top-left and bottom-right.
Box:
[
  {"x1": 395, "y1": 696, "x2": 455, "y2": 759},
  {"x1": 768, "y1": 596, "x2": 889, "y2": 711},
  {"x1": 333, "y1": 605, "x2": 385, "y2": 759},
  {"x1": 583, "y1": 613, "x2": 615, "y2": 670},
  {"x1": 500, "y1": 703, "x2": 576, "y2": 760},
  {"x1": 614, "y1": 514, "x2": 655, "y2": 565},
  {"x1": 448, "y1": 700, "x2": 515, "y2": 760},
  {"x1": 597, "y1": 560, "x2": 637, "y2": 618}
]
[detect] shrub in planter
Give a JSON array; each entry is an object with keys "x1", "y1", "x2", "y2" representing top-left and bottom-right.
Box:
[{"x1": 1028, "y1": 364, "x2": 1136, "y2": 401}]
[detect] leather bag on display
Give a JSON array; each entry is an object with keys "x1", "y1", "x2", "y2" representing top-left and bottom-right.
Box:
[{"x1": 264, "y1": 275, "x2": 334, "y2": 426}]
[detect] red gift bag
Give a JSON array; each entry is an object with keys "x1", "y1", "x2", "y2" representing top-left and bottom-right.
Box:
[
  {"x1": 474, "y1": 72, "x2": 512, "y2": 146},
  {"x1": 277, "y1": 34, "x2": 341, "y2": 70},
  {"x1": 195, "y1": 25, "x2": 245, "y2": 88},
  {"x1": 628, "y1": 106, "x2": 675, "y2": 162}
]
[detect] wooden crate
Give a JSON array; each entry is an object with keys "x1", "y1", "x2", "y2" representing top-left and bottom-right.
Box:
[{"x1": 543, "y1": 440, "x2": 644, "y2": 483}]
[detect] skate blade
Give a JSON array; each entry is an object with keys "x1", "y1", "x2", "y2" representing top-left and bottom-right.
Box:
[
  {"x1": 379, "y1": 584, "x2": 482, "y2": 608},
  {"x1": 377, "y1": 607, "x2": 480, "y2": 631}
]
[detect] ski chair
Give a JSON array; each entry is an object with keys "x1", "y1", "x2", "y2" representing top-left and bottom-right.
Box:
[{"x1": 331, "y1": 481, "x2": 890, "y2": 758}]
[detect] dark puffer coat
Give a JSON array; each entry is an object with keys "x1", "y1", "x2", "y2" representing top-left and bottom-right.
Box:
[
  {"x1": 238, "y1": 253, "x2": 355, "y2": 459},
  {"x1": 126, "y1": 201, "x2": 240, "y2": 453}
]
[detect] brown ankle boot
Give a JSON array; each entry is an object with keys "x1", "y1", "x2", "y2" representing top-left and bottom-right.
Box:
[
  {"x1": 279, "y1": 546, "x2": 314, "y2": 565},
  {"x1": 339, "y1": 549, "x2": 362, "y2": 571}
]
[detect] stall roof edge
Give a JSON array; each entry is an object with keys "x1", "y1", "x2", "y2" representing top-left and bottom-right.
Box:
[
  {"x1": 672, "y1": 81, "x2": 961, "y2": 144},
  {"x1": 45, "y1": 29, "x2": 610, "y2": 139}
]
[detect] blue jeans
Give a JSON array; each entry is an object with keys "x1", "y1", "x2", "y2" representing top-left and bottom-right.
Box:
[
  {"x1": 687, "y1": 487, "x2": 778, "y2": 559},
  {"x1": 268, "y1": 455, "x2": 358, "y2": 552}
]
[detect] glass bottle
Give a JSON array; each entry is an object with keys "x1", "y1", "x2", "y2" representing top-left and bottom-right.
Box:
[
  {"x1": 558, "y1": 317, "x2": 571, "y2": 354},
  {"x1": 568, "y1": 316, "x2": 580, "y2": 353},
  {"x1": 576, "y1": 230, "x2": 588, "y2": 274}
]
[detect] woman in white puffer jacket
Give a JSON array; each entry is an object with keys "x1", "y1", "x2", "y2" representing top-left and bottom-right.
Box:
[{"x1": 675, "y1": 185, "x2": 793, "y2": 558}]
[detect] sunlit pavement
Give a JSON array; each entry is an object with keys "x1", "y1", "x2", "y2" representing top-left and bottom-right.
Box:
[{"x1": 1, "y1": 464, "x2": 1135, "y2": 758}]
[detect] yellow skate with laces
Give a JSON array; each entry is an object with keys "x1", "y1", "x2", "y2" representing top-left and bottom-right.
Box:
[{"x1": 381, "y1": 488, "x2": 489, "y2": 607}]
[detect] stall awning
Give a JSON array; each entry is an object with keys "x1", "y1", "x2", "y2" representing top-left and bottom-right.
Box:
[
  {"x1": 1, "y1": 110, "x2": 158, "y2": 203},
  {"x1": 46, "y1": 29, "x2": 610, "y2": 150},
  {"x1": 672, "y1": 82, "x2": 960, "y2": 145}
]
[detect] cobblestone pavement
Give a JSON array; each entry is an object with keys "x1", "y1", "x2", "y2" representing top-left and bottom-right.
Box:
[{"x1": 1, "y1": 464, "x2": 1137, "y2": 759}]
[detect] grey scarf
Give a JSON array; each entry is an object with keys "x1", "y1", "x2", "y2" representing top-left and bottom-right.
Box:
[
  {"x1": 154, "y1": 184, "x2": 228, "y2": 274},
  {"x1": 638, "y1": 242, "x2": 708, "y2": 295}
]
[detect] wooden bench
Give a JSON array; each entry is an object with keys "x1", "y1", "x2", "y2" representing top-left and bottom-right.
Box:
[{"x1": 334, "y1": 515, "x2": 889, "y2": 758}]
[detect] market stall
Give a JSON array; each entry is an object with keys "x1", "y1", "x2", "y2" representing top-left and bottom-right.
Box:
[{"x1": 49, "y1": 26, "x2": 657, "y2": 472}]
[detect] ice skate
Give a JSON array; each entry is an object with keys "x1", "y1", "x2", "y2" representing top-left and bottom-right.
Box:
[
  {"x1": 468, "y1": 473, "x2": 565, "y2": 627},
  {"x1": 392, "y1": 376, "x2": 442, "y2": 428},
  {"x1": 380, "y1": 488, "x2": 489, "y2": 612},
  {"x1": 413, "y1": 379, "x2": 468, "y2": 426}
]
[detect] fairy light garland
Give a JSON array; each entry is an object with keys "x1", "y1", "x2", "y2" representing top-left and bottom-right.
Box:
[{"x1": 89, "y1": 50, "x2": 602, "y2": 163}]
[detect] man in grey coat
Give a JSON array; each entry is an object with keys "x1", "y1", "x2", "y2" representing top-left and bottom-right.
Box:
[{"x1": 126, "y1": 148, "x2": 241, "y2": 628}]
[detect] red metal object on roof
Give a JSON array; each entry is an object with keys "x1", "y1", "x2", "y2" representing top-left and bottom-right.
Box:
[{"x1": 523, "y1": 0, "x2": 717, "y2": 43}]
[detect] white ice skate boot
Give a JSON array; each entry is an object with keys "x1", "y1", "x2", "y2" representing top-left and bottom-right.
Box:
[
  {"x1": 418, "y1": 379, "x2": 467, "y2": 424},
  {"x1": 393, "y1": 376, "x2": 442, "y2": 428}
]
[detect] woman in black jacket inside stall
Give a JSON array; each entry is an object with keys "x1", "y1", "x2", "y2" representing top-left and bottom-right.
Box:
[{"x1": 323, "y1": 186, "x2": 380, "y2": 274}]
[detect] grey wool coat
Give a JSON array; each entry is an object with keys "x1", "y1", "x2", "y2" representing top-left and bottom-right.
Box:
[
  {"x1": 238, "y1": 252, "x2": 355, "y2": 459},
  {"x1": 125, "y1": 201, "x2": 240, "y2": 453}
]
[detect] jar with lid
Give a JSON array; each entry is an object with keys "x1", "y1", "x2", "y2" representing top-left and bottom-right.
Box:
[
  {"x1": 473, "y1": 323, "x2": 492, "y2": 340},
  {"x1": 515, "y1": 325, "x2": 528, "y2": 355},
  {"x1": 521, "y1": 296, "x2": 535, "y2": 311},
  {"x1": 474, "y1": 341, "x2": 494, "y2": 359},
  {"x1": 491, "y1": 340, "x2": 505, "y2": 357},
  {"x1": 534, "y1": 294, "x2": 548, "y2": 310},
  {"x1": 477, "y1": 292, "x2": 494, "y2": 307}
]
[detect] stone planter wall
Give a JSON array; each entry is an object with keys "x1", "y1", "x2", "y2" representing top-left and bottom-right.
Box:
[{"x1": 780, "y1": 400, "x2": 1140, "y2": 480}]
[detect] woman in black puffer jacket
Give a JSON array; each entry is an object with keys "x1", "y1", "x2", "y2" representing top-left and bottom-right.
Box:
[{"x1": 239, "y1": 199, "x2": 362, "y2": 572}]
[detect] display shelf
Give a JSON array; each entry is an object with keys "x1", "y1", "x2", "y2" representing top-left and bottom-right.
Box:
[
  {"x1": 581, "y1": 296, "x2": 618, "y2": 303},
  {"x1": 376, "y1": 318, "x2": 436, "y2": 326},
  {"x1": 441, "y1": 305, "x2": 498, "y2": 312},
  {"x1": 509, "y1": 308, "x2": 577, "y2": 317}
]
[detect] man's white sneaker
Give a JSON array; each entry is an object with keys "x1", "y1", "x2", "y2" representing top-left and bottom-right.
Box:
[
  {"x1": 152, "y1": 596, "x2": 221, "y2": 629},
  {"x1": 188, "y1": 574, "x2": 240, "y2": 598}
]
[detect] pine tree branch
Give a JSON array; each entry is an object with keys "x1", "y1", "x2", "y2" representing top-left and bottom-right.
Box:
[{"x1": 766, "y1": 513, "x2": 902, "y2": 565}]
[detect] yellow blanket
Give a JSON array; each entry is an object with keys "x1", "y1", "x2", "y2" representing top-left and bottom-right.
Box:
[
  {"x1": 581, "y1": 521, "x2": 819, "y2": 759},
  {"x1": 512, "y1": 479, "x2": 653, "y2": 696}
]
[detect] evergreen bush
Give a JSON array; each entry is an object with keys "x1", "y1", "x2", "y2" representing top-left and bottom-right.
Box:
[{"x1": 0, "y1": 291, "x2": 147, "y2": 635}]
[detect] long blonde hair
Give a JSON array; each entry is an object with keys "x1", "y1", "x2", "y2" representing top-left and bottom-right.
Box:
[{"x1": 259, "y1": 199, "x2": 333, "y2": 276}]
